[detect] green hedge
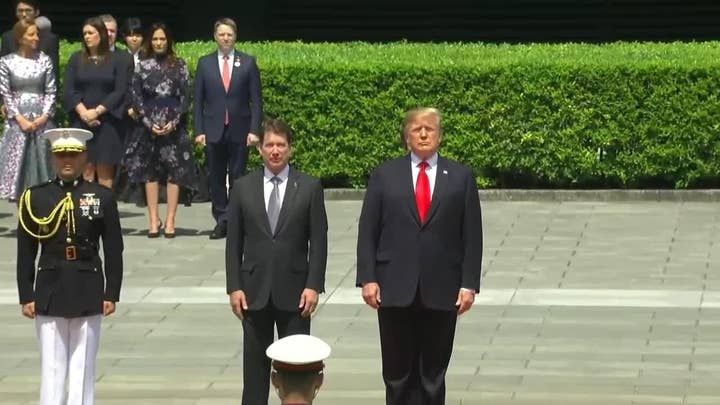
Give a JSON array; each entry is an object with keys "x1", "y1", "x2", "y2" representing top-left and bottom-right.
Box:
[{"x1": 19, "y1": 41, "x2": 720, "y2": 187}]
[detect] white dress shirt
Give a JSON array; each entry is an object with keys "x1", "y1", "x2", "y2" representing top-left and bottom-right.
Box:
[
  {"x1": 264, "y1": 165, "x2": 290, "y2": 213},
  {"x1": 410, "y1": 152, "x2": 438, "y2": 199},
  {"x1": 132, "y1": 50, "x2": 140, "y2": 67},
  {"x1": 217, "y1": 49, "x2": 236, "y2": 82}
]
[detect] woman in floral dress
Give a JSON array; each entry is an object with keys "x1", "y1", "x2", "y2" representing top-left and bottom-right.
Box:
[
  {"x1": 124, "y1": 22, "x2": 195, "y2": 238},
  {"x1": 0, "y1": 20, "x2": 55, "y2": 201}
]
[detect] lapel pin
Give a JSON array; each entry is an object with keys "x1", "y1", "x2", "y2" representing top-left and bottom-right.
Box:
[{"x1": 443, "y1": 170, "x2": 448, "y2": 175}]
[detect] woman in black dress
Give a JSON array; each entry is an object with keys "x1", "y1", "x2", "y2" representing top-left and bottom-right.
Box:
[
  {"x1": 124, "y1": 22, "x2": 195, "y2": 238},
  {"x1": 63, "y1": 16, "x2": 128, "y2": 189},
  {"x1": 114, "y1": 17, "x2": 145, "y2": 204}
]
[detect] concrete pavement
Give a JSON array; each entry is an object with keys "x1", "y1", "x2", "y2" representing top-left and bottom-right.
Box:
[{"x1": 1, "y1": 198, "x2": 720, "y2": 404}]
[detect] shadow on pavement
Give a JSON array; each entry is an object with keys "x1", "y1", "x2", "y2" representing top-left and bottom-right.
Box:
[
  {"x1": 122, "y1": 227, "x2": 212, "y2": 238},
  {"x1": 119, "y1": 211, "x2": 144, "y2": 219}
]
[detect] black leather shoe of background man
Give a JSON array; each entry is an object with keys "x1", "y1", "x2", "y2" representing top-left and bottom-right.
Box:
[{"x1": 209, "y1": 223, "x2": 227, "y2": 239}]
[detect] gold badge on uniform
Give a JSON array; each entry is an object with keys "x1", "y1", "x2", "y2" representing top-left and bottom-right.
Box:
[{"x1": 79, "y1": 193, "x2": 101, "y2": 217}]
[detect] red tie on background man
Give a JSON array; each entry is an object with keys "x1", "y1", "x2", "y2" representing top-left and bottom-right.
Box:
[
  {"x1": 222, "y1": 55, "x2": 230, "y2": 125},
  {"x1": 415, "y1": 161, "x2": 430, "y2": 223}
]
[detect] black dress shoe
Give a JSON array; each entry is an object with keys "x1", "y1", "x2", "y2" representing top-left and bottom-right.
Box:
[{"x1": 209, "y1": 223, "x2": 227, "y2": 239}]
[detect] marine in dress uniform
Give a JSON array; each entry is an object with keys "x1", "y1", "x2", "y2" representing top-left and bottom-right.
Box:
[
  {"x1": 266, "y1": 334, "x2": 331, "y2": 405},
  {"x1": 16, "y1": 128, "x2": 124, "y2": 405}
]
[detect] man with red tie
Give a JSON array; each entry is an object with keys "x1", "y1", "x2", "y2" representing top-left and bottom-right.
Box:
[
  {"x1": 193, "y1": 17, "x2": 263, "y2": 239},
  {"x1": 356, "y1": 107, "x2": 483, "y2": 405}
]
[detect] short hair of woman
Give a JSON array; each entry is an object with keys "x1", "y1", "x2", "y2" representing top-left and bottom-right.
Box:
[
  {"x1": 121, "y1": 17, "x2": 143, "y2": 38},
  {"x1": 12, "y1": 19, "x2": 34, "y2": 47}
]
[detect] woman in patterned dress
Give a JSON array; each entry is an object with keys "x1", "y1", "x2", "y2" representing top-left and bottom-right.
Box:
[
  {"x1": 124, "y1": 22, "x2": 195, "y2": 238},
  {"x1": 0, "y1": 19, "x2": 55, "y2": 201}
]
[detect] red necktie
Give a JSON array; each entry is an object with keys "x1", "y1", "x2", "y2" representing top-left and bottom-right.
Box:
[
  {"x1": 222, "y1": 56, "x2": 230, "y2": 124},
  {"x1": 415, "y1": 161, "x2": 430, "y2": 223},
  {"x1": 222, "y1": 55, "x2": 230, "y2": 91}
]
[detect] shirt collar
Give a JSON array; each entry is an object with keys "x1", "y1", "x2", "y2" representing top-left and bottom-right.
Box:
[
  {"x1": 410, "y1": 152, "x2": 438, "y2": 168},
  {"x1": 56, "y1": 176, "x2": 82, "y2": 188},
  {"x1": 264, "y1": 164, "x2": 290, "y2": 183},
  {"x1": 218, "y1": 49, "x2": 235, "y2": 60}
]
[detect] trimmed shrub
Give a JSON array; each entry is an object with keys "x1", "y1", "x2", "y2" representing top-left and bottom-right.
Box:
[{"x1": 8, "y1": 41, "x2": 720, "y2": 188}]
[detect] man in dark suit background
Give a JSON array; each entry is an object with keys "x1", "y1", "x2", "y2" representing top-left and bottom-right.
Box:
[
  {"x1": 194, "y1": 17, "x2": 263, "y2": 239},
  {"x1": 226, "y1": 118, "x2": 327, "y2": 405},
  {"x1": 0, "y1": 0, "x2": 59, "y2": 95},
  {"x1": 356, "y1": 107, "x2": 483, "y2": 405},
  {"x1": 99, "y1": 14, "x2": 137, "y2": 200}
]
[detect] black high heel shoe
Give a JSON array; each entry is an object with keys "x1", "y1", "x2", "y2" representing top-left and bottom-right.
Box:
[{"x1": 147, "y1": 220, "x2": 163, "y2": 238}]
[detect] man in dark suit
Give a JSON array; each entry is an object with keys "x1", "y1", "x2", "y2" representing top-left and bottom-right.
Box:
[
  {"x1": 356, "y1": 108, "x2": 483, "y2": 405},
  {"x1": 226, "y1": 119, "x2": 327, "y2": 405},
  {"x1": 99, "y1": 14, "x2": 136, "y2": 199},
  {"x1": 194, "y1": 17, "x2": 264, "y2": 239},
  {"x1": 0, "y1": 1, "x2": 59, "y2": 82}
]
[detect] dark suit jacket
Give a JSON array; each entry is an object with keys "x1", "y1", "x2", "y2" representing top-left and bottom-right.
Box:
[
  {"x1": 1, "y1": 29, "x2": 59, "y2": 83},
  {"x1": 17, "y1": 179, "x2": 124, "y2": 318},
  {"x1": 226, "y1": 167, "x2": 328, "y2": 311},
  {"x1": 356, "y1": 154, "x2": 483, "y2": 311},
  {"x1": 111, "y1": 48, "x2": 135, "y2": 119},
  {"x1": 193, "y1": 50, "x2": 263, "y2": 143}
]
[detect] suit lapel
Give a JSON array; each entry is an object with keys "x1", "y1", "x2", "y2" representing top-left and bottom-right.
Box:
[
  {"x1": 274, "y1": 168, "x2": 298, "y2": 236},
  {"x1": 401, "y1": 155, "x2": 421, "y2": 226},
  {"x1": 423, "y1": 157, "x2": 448, "y2": 226},
  {"x1": 209, "y1": 53, "x2": 225, "y2": 92},
  {"x1": 253, "y1": 171, "x2": 273, "y2": 237},
  {"x1": 228, "y1": 51, "x2": 242, "y2": 92}
]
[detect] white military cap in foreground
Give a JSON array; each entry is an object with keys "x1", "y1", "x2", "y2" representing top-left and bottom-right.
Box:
[
  {"x1": 266, "y1": 334, "x2": 331, "y2": 372},
  {"x1": 43, "y1": 128, "x2": 93, "y2": 153}
]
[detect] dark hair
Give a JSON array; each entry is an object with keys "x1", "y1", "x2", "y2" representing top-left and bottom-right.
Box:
[
  {"x1": 143, "y1": 22, "x2": 177, "y2": 66},
  {"x1": 121, "y1": 17, "x2": 143, "y2": 37},
  {"x1": 275, "y1": 370, "x2": 321, "y2": 397},
  {"x1": 80, "y1": 16, "x2": 110, "y2": 62},
  {"x1": 261, "y1": 119, "x2": 294, "y2": 146},
  {"x1": 14, "y1": 0, "x2": 39, "y2": 10},
  {"x1": 12, "y1": 19, "x2": 34, "y2": 47}
]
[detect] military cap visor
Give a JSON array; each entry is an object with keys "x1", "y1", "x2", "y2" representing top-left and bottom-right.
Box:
[
  {"x1": 43, "y1": 128, "x2": 93, "y2": 153},
  {"x1": 266, "y1": 334, "x2": 331, "y2": 373}
]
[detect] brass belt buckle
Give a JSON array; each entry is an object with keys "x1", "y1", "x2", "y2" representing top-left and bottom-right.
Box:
[{"x1": 65, "y1": 245, "x2": 77, "y2": 261}]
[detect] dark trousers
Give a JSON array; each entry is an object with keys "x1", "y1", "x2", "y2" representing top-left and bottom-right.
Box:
[
  {"x1": 241, "y1": 302, "x2": 310, "y2": 405},
  {"x1": 377, "y1": 294, "x2": 458, "y2": 405},
  {"x1": 205, "y1": 126, "x2": 248, "y2": 224}
]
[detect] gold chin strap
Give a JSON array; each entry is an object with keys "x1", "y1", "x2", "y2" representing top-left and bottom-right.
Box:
[{"x1": 17, "y1": 189, "x2": 76, "y2": 240}]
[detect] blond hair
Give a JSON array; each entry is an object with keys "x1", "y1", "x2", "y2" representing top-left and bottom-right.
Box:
[{"x1": 400, "y1": 107, "x2": 442, "y2": 148}]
